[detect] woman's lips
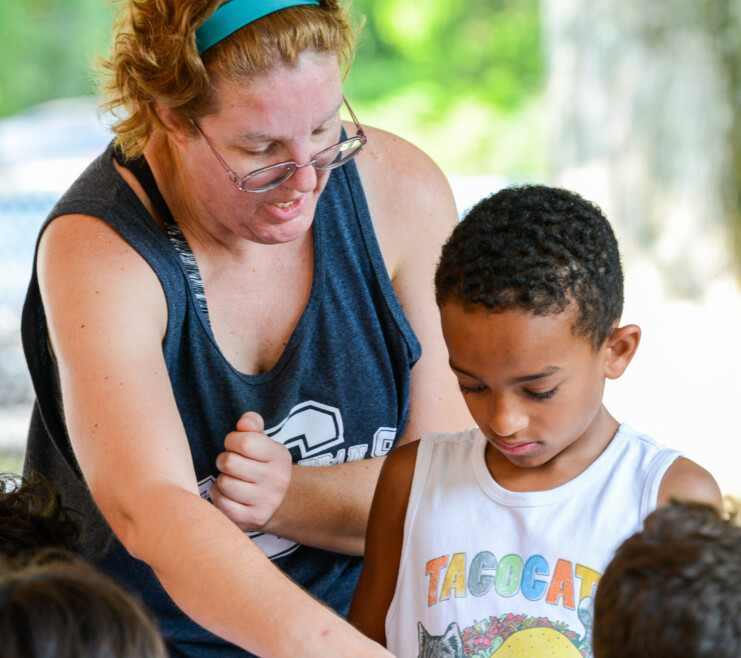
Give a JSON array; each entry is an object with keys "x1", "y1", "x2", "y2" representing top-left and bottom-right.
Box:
[{"x1": 263, "y1": 195, "x2": 307, "y2": 221}]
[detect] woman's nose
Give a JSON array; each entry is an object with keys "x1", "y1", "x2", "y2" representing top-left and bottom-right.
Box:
[{"x1": 286, "y1": 160, "x2": 319, "y2": 192}]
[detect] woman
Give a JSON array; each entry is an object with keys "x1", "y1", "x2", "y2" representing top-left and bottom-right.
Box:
[{"x1": 22, "y1": 0, "x2": 470, "y2": 655}]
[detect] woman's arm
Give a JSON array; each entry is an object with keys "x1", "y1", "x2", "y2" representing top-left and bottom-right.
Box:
[
  {"x1": 38, "y1": 213, "x2": 392, "y2": 657},
  {"x1": 211, "y1": 125, "x2": 472, "y2": 554},
  {"x1": 360, "y1": 125, "x2": 474, "y2": 444},
  {"x1": 348, "y1": 440, "x2": 420, "y2": 644}
]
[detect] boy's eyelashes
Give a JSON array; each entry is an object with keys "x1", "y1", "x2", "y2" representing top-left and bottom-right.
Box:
[
  {"x1": 526, "y1": 387, "x2": 559, "y2": 401},
  {"x1": 458, "y1": 382, "x2": 487, "y2": 395},
  {"x1": 456, "y1": 381, "x2": 560, "y2": 401}
]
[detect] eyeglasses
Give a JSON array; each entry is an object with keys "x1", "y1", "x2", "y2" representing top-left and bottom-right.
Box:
[{"x1": 193, "y1": 96, "x2": 367, "y2": 193}]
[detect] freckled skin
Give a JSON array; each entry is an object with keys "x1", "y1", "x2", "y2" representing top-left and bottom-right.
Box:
[{"x1": 439, "y1": 303, "x2": 619, "y2": 492}]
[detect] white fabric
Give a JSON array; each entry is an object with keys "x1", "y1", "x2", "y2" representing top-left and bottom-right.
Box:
[{"x1": 385, "y1": 424, "x2": 681, "y2": 658}]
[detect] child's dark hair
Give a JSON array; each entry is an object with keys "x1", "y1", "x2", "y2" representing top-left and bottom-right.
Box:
[
  {"x1": 593, "y1": 500, "x2": 741, "y2": 658},
  {"x1": 0, "y1": 472, "x2": 80, "y2": 566},
  {"x1": 0, "y1": 557, "x2": 168, "y2": 658},
  {"x1": 434, "y1": 185, "x2": 623, "y2": 350}
]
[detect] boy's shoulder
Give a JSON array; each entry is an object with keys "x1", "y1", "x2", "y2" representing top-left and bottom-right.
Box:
[
  {"x1": 386, "y1": 438, "x2": 421, "y2": 470},
  {"x1": 383, "y1": 429, "x2": 481, "y2": 493},
  {"x1": 417, "y1": 427, "x2": 482, "y2": 449},
  {"x1": 376, "y1": 439, "x2": 421, "y2": 509},
  {"x1": 388, "y1": 429, "x2": 477, "y2": 469},
  {"x1": 658, "y1": 457, "x2": 723, "y2": 508},
  {"x1": 414, "y1": 428, "x2": 483, "y2": 466},
  {"x1": 608, "y1": 423, "x2": 678, "y2": 462},
  {"x1": 616, "y1": 424, "x2": 722, "y2": 509}
]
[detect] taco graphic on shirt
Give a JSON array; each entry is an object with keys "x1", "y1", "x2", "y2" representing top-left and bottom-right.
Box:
[
  {"x1": 419, "y1": 618, "x2": 587, "y2": 657},
  {"x1": 493, "y1": 627, "x2": 584, "y2": 657},
  {"x1": 454, "y1": 607, "x2": 592, "y2": 657}
]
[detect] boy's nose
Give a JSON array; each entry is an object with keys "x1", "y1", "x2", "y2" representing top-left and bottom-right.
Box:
[{"x1": 487, "y1": 395, "x2": 528, "y2": 438}]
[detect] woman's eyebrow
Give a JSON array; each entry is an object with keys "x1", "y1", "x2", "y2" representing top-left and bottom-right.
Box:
[
  {"x1": 236, "y1": 100, "x2": 344, "y2": 142},
  {"x1": 322, "y1": 99, "x2": 344, "y2": 124}
]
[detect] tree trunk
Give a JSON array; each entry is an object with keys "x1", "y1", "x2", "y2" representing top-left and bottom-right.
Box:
[{"x1": 543, "y1": 0, "x2": 741, "y2": 294}]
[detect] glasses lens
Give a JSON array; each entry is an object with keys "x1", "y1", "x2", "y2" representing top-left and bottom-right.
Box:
[
  {"x1": 313, "y1": 137, "x2": 365, "y2": 170},
  {"x1": 240, "y1": 163, "x2": 296, "y2": 192},
  {"x1": 236, "y1": 134, "x2": 366, "y2": 192}
]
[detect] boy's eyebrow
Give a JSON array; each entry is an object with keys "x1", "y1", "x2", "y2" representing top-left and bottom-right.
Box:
[
  {"x1": 449, "y1": 362, "x2": 561, "y2": 384},
  {"x1": 511, "y1": 366, "x2": 561, "y2": 384}
]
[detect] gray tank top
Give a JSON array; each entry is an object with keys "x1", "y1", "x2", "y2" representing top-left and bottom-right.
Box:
[{"x1": 22, "y1": 140, "x2": 421, "y2": 657}]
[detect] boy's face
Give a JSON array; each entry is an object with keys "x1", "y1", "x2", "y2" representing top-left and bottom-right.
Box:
[{"x1": 439, "y1": 302, "x2": 615, "y2": 484}]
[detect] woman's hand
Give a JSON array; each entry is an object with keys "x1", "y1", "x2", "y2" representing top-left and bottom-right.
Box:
[{"x1": 211, "y1": 412, "x2": 293, "y2": 531}]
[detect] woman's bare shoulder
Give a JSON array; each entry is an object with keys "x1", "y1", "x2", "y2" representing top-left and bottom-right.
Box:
[
  {"x1": 38, "y1": 213, "x2": 168, "y2": 343},
  {"x1": 353, "y1": 123, "x2": 452, "y2": 196},
  {"x1": 41, "y1": 212, "x2": 137, "y2": 257},
  {"x1": 350, "y1": 123, "x2": 459, "y2": 277}
]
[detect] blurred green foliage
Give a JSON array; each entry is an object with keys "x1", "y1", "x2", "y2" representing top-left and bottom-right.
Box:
[
  {"x1": 347, "y1": 0, "x2": 541, "y2": 113},
  {"x1": 0, "y1": 0, "x2": 545, "y2": 176},
  {"x1": 0, "y1": 0, "x2": 115, "y2": 117},
  {"x1": 0, "y1": 453, "x2": 24, "y2": 475},
  {"x1": 345, "y1": 0, "x2": 545, "y2": 174}
]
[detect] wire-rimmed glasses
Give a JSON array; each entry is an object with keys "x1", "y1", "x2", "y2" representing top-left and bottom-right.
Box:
[{"x1": 193, "y1": 96, "x2": 367, "y2": 193}]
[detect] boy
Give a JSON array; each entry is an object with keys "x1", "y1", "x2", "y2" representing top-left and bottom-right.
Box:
[
  {"x1": 593, "y1": 499, "x2": 741, "y2": 658},
  {"x1": 348, "y1": 185, "x2": 721, "y2": 657}
]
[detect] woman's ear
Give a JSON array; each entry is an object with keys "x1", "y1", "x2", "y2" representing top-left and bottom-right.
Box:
[
  {"x1": 603, "y1": 324, "x2": 641, "y2": 380},
  {"x1": 152, "y1": 104, "x2": 193, "y2": 145}
]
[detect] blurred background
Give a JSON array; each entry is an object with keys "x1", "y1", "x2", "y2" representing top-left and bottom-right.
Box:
[{"x1": 0, "y1": 0, "x2": 739, "y2": 494}]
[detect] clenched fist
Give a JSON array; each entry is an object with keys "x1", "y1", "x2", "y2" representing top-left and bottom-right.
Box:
[{"x1": 211, "y1": 411, "x2": 293, "y2": 532}]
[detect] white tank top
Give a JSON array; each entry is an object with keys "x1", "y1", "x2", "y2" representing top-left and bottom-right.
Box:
[{"x1": 385, "y1": 424, "x2": 681, "y2": 658}]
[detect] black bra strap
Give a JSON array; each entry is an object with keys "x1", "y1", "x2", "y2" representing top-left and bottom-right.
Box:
[
  {"x1": 113, "y1": 146, "x2": 211, "y2": 324},
  {"x1": 113, "y1": 146, "x2": 177, "y2": 228}
]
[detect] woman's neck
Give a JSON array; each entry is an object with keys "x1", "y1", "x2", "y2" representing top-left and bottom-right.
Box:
[{"x1": 143, "y1": 131, "x2": 234, "y2": 256}]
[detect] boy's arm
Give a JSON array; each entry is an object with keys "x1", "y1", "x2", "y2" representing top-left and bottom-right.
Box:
[
  {"x1": 658, "y1": 457, "x2": 723, "y2": 508},
  {"x1": 348, "y1": 440, "x2": 420, "y2": 645}
]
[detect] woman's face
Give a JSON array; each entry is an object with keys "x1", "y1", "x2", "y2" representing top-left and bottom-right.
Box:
[{"x1": 181, "y1": 51, "x2": 344, "y2": 246}]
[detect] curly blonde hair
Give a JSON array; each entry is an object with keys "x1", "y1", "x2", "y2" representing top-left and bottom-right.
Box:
[{"x1": 99, "y1": 0, "x2": 357, "y2": 158}]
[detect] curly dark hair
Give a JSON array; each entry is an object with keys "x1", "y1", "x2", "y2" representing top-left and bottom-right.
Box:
[
  {"x1": 0, "y1": 472, "x2": 80, "y2": 567},
  {"x1": 434, "y1": 185, "x2": 623, "y2": 350},
  {"x1": 593, "y1": 500, "x2": 741, "y2": 658}
]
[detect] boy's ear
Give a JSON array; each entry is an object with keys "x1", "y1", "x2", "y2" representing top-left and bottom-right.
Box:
[{"x1": 603, "y1": 324, "x2": 641, "y2": 380}]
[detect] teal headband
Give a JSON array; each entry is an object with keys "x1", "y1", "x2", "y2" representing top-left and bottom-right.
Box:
[{"x1": 196, "y1": 0, "x2": 321, "y2": 53}]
